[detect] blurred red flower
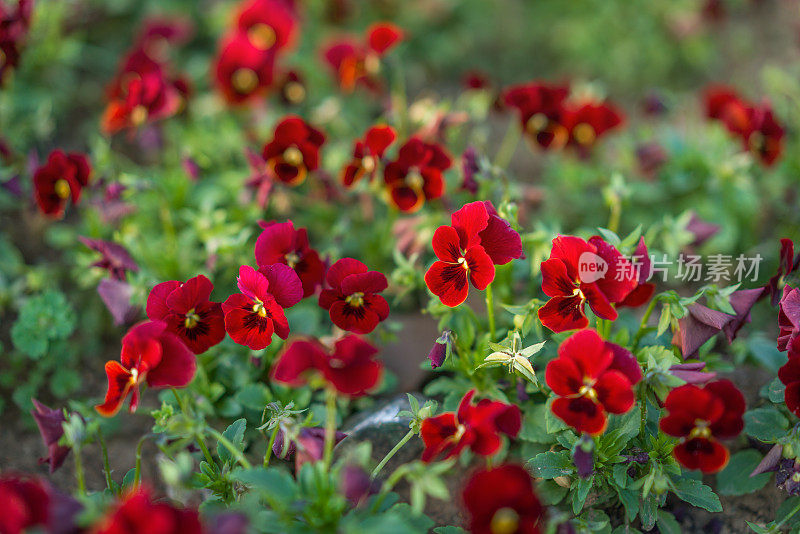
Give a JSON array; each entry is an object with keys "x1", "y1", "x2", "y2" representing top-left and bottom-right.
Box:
[
  {"x1": 0, "y1": 474, "x2": 50, "y2": 534},
  {"x1": 538, "y1": 235, "x2": 637, "y2": 332},
  {"x1": 96, "y1": 321, "x2": 197, "y2": 417},
  {"x1": 342, "y1": 125, "x2": 396, "y2": 187},
  {"x1": 383, "y1": 137, "x2": 451, "y2": 213},
  {"x1": 31, "y1": 399, "x2": 70, "y2": 474},
  {"x1": 778, "y1": 339, "x2": 800, "y2": 417},
  {"x1": 545, "y1": 329, "x2": 636, "y2": 435},
  {"x1": 33, "y1": 149, "x2": 91, "y2": 218},
  {"x1": 271, "y1": 335, "x2": 382, "y2": 397},
  {"x1": 462, "y1": 464, "x2": 544, "y2": 534},
  {"x1": 503, "y1": 82, "x2": 570, "y2": 149},
  {"x1": 214, "y1": 32, "x2": 276, "y2": 104},
  {"x1": 322, "y1": 22, "x2": 403, "y2": 92},
  {"x1": 235, "y1": 0, "x2": 298, "y2": 53},
  {"x1": 318, "y1": 258, "x2": 389, "y2": 334},
  {"x1": 146, "y1": 275, "x2": 226, "y2": 354},
  {"x1": 93, "y1": 487, "x2": 203, "y2": 534},
  {"x1": 222, "y1": 265, "x2": 303, "y2": 350},
  {"x1": 659, "y1": 380, "x2": 745, "y2": 473},
  {"x1": 420, "y1": 389, "x2": 521, "y2": 462},
  {"x1": 561, "y1": 100, "x2": 625, "y2": 151},
  {"x1": 261, "y1": 115, "x2": 326, "y2": 186},
  {"x1": 255, "y1": 220, "x2": 326, "y2": 298}
]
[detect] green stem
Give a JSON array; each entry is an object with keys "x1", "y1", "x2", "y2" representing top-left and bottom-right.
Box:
[
  {"x1": 371, "y1": 429, "x2": 414, "y2": 479},
  {"x1": 97, "y1": 427, "x2": 113, "y2": 492},
  {"x1": 171, "y1": 388, "x2": 189, "y2": 415},
  {"x1": 631, "y1": 297, "x2": 659, "y2": 352},
  {"x1": 371, "y1": 464, "x2": 409, "y2": 513},
  {"x1": 197, "y1": 436, "x2": 215, "y2": 466},
  {"x1": 264, "y1": 426, "x2": 280, "y2": 468},
  {"x1": 73, "y1": 445, "x2": 86, "y2": 495},
  {"x1": 134, "y1": 436, "x2": 146, "y2": 487},
  {"x1": 494, "y1": 120, "x2": 522, "y2": 170},
  {"x1": 207, "y1": 429, "x2": 253, "y2": 469},
  {"x1": 776, "y1": 497, "x2": 800, "y2": 528},
  {"x1": 323, "y1": 388, "x2": 338, "y2": 470},
  {"x1": 485, "y1": 283, "x2": 496, "y2": 342},
  {"x1": 607, "y1": 196, "x2": 621, "y2": 234}
]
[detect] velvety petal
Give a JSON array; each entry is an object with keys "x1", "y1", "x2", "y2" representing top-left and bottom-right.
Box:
[
  {"x1": 431, "y1": 225, "x2": 463, "y2": 263},
  {"x1": 450, "y1": 201, "x2": 489, "y2": 250},
  {"x1": 272, "y1": 339, "x2": 326, "y2": 385},
  {"x1": 237, "y1": 265, "x2": 270, "y2": 301},
  {"x1": 558, "y1": 329, "x2": 612, "y2": 380},
  {"x1": 326, "y1": 257, "x2": 367, "y2": 289},
  {"x1": 326, "y1": 359, "x2": 382, "y2": 397},
  {"x1": 465, "y1": 246, "x2": 495, "y2": 290},
  {"x1": 425, "y1": 260, "x2": 469, "y2": 307},
  {"x1": 550, "y1": 235, "x2": 594, "y2": 281},
  {"x1": 581, "y1": 282, "x2": 618, "y2": 320},
  {"x1": 95, "y1": 361, "x2": 135, "y2": 417},
  {"x1": 364, "y1": 125, "x2": 396, "y2": 157},
  {"x1": 479, "y1": 211, "x2": 524, "y2": 265},
  {"x1": 540, "y1": 259, "x2": 577, "y2": 298},
  {"x1": 367, "y1": 22, "x2": 403, "y2": 54},
  {"x1": 146, "y1": 280, "x2": 180, "y2": 320},
  {"x1": 329, "y1": 300, "x2": 381, "y2": 334},
  {"x1": 551, "y1": 397, "x2": 607, "y2": 435},
  {"x1": 785, "y1": 382, "x2": 800, "y2": 418},
  {"x1": 341, "y1": 271, "x2": 388, "y2": 295},
  {"x1": 462, "y1": 465, "x2": 544, "y2": 534},
  {"x1": 606, "y1": 342, "x2": 642, "y2": 385},
  {"x1": 673, "y1": 438, "x2": 730, "y2": 474},
  {"x1": 165, "y1": 275, "x2": 214, "y2": 314},
  {"x1": 261, "y1": 263, "x2": 303, "y2": 308},
  {"x1": 588, "y1": 236, "x2": 638, "y2": 303},
  {"x1": 538, "y1": 295, "x2": 588, "y2": 333},
  {"x1": 420, "y1": 413, "x2": 460, "y2": 462},
  {"x1": 594, "y1": 370, "x2": 634, "y2": 414},
  {"x1": 120, "y1": 321, "x2": 166, "y2": 372},
  {"x1": 146, "y1": 331, "x2": 196, "y2": 388},
  {"x1": 705, "y1": 380, "x2": 745, "y2": 439},
  {"x1": 545, "y1": 357, "x2": 583, "y2": 396},
  {"x1": 254, "y1": 220, "x2": 296, "y2": 267}
]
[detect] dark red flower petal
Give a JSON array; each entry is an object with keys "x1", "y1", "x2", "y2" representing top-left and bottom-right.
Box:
[{"x1": 673, "y1": 438, "x2": 730, "y2": 474}]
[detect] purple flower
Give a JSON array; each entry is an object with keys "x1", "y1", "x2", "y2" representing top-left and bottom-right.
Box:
[
  {"x1": 686, "y1": 212, "x2": 721, "y2": 247},
  {"x1": 341, "y1": 464, "x2": 379, "y2": 506},
  {"x1": 427, "y1": 331, "x2": 451, "y2": 369},
  {"x1": 672, "y1": 303, "x2": 734, "y2": 358},
  {"x1": 572, "y1": 435, "x2": 594, "y2": 478},
  {"x1": 79, "y1": 236, "x2": 138, "y2": 281},
  {"x1": 460, "y1": 147, "x2": 479, "y2": 194},
  {"x1": 31, "y1": 399, "x2": 70, "y2": 473},
  {"x1": 669, "y1": 362, "x2": 716, "y2": 384},
  {"x1": 97, "y1": 278, "x2": 140, "y2": 325}
]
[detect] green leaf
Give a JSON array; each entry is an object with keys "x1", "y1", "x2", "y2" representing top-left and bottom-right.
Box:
[
  {"x1": 748, "y1": 336, "x2": 786, "y2": 373},
  {"x1": 433, "y1": 528, "x2": 467, "y2": 534},
  {"x1": 231, "y1": 467, "x2": 296, "y2": 503},
  {"x1": 217, "y1": 418, "x2": 246, "y2": 466},
  {"x1": 767, "y1": 378, "x2": 786, "y2": 404},
  {"x1": 672, "y1": 478, "x2": 722, "y2": 512},
  {"x1": 716, "y1": 450, "x2": 771, "y2": 496},
  {"x1": 616, "y1": 488, "x2": 639, "y2": 522},
  {"x1": 235, "y1": 384, "x2": 272, "y2": 411},
  {"x1": 656, "y1": 510, "x2": 682, "y2": 534},
  {"x1": 744, "y1": 407, "x2": 789, "y2": 442},
  {"x1": 528, "y1": 451, "x2": 572, "y2": 479},
  {"x1": 519, "y1": 404, "x2": 551, "y2": 443}
]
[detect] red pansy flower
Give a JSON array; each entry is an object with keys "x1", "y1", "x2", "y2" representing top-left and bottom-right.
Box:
[
  {"x1": 213, "y1": 32, "x2": 276, "y2": 104},
  {"x1": 322, "y1": 22, "x2": 403, "y2": 92},
  {"x1": 342, "y1": 125, "x2": 396, "y2": 187},
  {"x1": 318, "y1": 258, "x2": 389, "y2": 334},
  {"x1": 222, "y1": 264, "x2": 303, "y2": 350},
  {"x1": 383, "y1": 137, "x2": 451, "y2": 212},
  {"x1": 235, "y1": 0, "x2": 297, "y2": 53},
  {"x1": 146, "y1": 275, "x2": 226, "y2": 354},
  {"x1": 261, "y1": 115, "x2": 326, "y2": 186},
  {"x1": 660, "y1": 380, "x2": 745, "y2": 474},
  {"x1": 562, "y1": 100, "x2": 625, "y2": 150},
  {"x1": 271, "y1": 335, "x2": 383, "y2": 397},
  {"x1": 779, "y1": 339, "x2": 800, "y2": 417},
  {"x1": 545, "y1": 329, "x2": 636, "y2": 435},
  {"x1": 255, "y1": 220, "x2": 326, "y2": 298},
  {"x1": 278, "y1": 69, "x2": 306, "y2": 105},
  {"x1": 33, "y1": 149, "x2": 92, "y2": 218},
  {"x1": 93, "y1": 487, "x2": 203, "y2": 534},
  {"x1": 462, "y1": 464, "x2": 544, "y2": 534},
  {"x1": 0, "y1": 474, "x2": 50, "y2": 534},
  {"x1": 502, "y1": 82, "x2": 570, "y2": 149},
  {"x1": 779, "y1": 286, "x2": 800, "y2": 352},
  {"x1": 96, "y1": 321, "x2": 197, "y2": 417},
  {"x1": 0, "y1": 0, "x2": 32, "y2": 86},
  {"x1": 420, "y1": 389, "x2": 521, "y2": 462},
  {"x1": 424, "y1": 201, "x2": 523, "y2": 307},
  {"x1": 101, "y1": 71, "x2": 182, "y2": 135},
  {"x1": 538, "y1": 235, "x2": 637, "y2": 332}
]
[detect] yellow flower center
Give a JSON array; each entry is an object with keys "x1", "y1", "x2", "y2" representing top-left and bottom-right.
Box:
[
  {"x1": 361, "y1": 155, "x2": 376, "y2": 173},
  {"x1": 284, "y1": 81, "x2": 305, "y2": 103},
  {"x1": 54, "y1": 179, "x2": 71, "y2": 200},
  {"x1": 688, "y1": 420, "x2": 711, "y2": 440},
  {"x1": 252, "y1": 299, "x2": 268, "y2": 317},
  {"x1": 184, "y1": 309, "x2": 200, "y2": 329},
  {"x1": 231, "y1": 68, "x2": 259, "y2": 94},
  {"x1": 573, "y1": 122, "x2": 596, "y2": 146},
  {"x1": 129, "y1": 367, "x2": 139, "y2": 385},
  {"x1": 283, "y1": 146, "x2": 304, "y2": 167},
  {"x1": 364, "y1": 53, "x2": 380, "y2": 74},
  {"x1": 490, "y1": 507, "x2": 520, "y2": 534},
  {"x1": 247, "y1": 23, "x2": 277, "y2": 50},
  {"x1": 346, "y1": 292, "x2": 365, "y2": 307},
  {"x1": 578, "y1": 378, "x2": 598, "y2": 402},
  {"x1": 130, "y1": 105, "x2": 148, "y2": 126},
  {"x1": 406, "y1": 169, "x2": 424, "y2": 190},
  {"x1": 526, "y1": 113, "x2": 548, "y2": 133},
  {"x1": 285, "y1": 252, "x2": 300, "y2": 268}
]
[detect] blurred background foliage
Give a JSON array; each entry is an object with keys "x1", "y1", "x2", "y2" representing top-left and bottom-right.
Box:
[{"x1": 0, "y1": 0, "x2": 798, "y2": 421}]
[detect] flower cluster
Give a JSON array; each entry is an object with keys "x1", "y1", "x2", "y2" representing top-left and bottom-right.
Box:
[
  {"x1": 214, "y1": 0, "x2": 298, "y2": 104},
  {"x1": 102, "y1": 18, "x2": 192, "y2": 135},
  {"x1": 33, "y1": 149, "x2": 92, "y2": 218},
  {"x1": 322, "y1": 23, "x2": 403, "y2": 93},
  {"x1": 425, "y1": 201, "x2": 523, "y2": 306},
  {"x1": 704, "y1": 85, "x2": 785, "y2": 166},
  {"x1": 503, "y1": 81, "x2": 625, "y2": 153}
]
